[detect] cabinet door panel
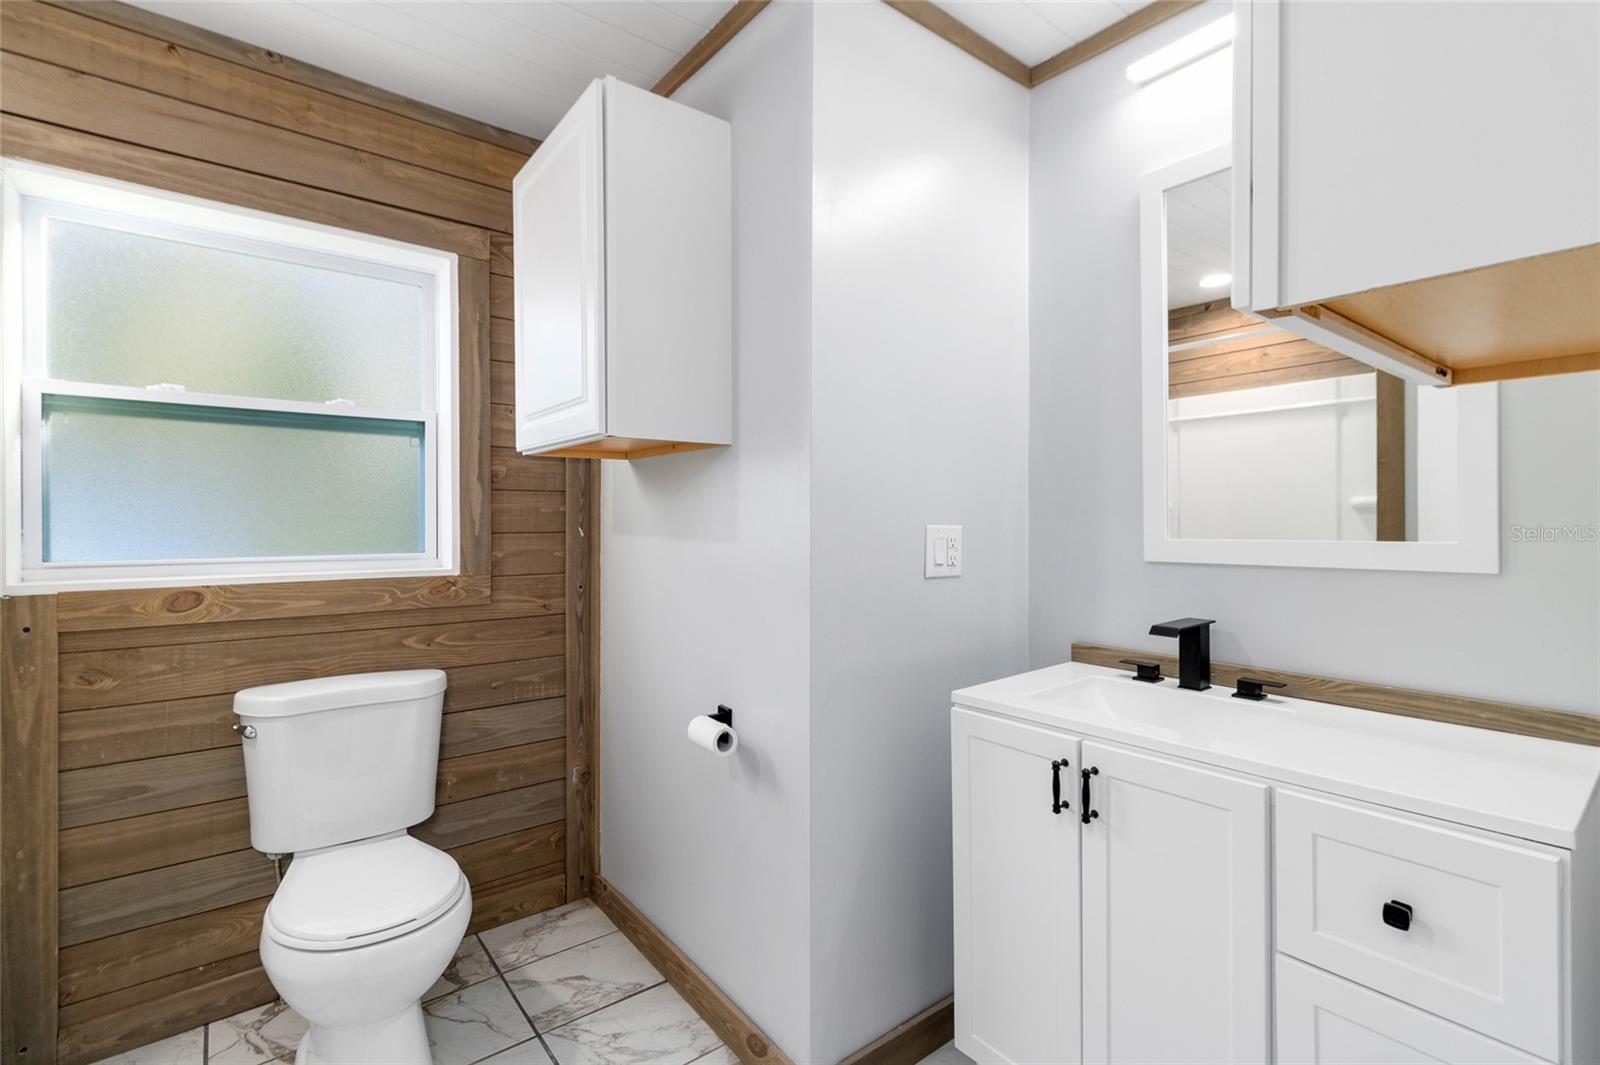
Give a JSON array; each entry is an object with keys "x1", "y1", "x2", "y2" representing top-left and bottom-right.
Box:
[
  {"x1": 1080, "y1": 740, "x2": 1269, "y2": 1065},
  {"x1": 1276, "y1": 956, "x2": 1545, "y2": 1065},
  {"x1": 512, "y1": 79, "x2": 605, "y2": 453},
  {"x1": 952, "y1": 708, "x2": 1081, "y2": 1065}
]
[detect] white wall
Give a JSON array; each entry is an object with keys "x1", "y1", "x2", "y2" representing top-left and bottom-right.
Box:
[
  {"x1": 604, "y1": 4, "x2": 1031, "y2": 1059},
  {"x1": 600, "y1": 3, "x2": 816, "y2": 1055},
  {"x1": 1029, "y1": 2, "x2": 1600, "y2": 713},
  {"x1": 808, "y1": 4, "x2": 1031, "y2": 1060}
]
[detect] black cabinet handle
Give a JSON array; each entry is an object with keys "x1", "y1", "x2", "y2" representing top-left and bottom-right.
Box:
[
  {"x1": 1382, "y1": 900, "x2": 1413, "y2": 931},
  {"x1": 1080, "y1": 766, "x2": 1100, "y2": 824},
  {"x1": 1050, "y1": 759, "x2": 1069, "y2": 814}
]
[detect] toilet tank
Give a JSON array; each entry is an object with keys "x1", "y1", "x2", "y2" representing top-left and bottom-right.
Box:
[{"x1": 235, "y1": 670, "x2": 447, "y2": 854}]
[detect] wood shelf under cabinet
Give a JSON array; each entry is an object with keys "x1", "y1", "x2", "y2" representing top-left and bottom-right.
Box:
[
  {"x1": 543, "y1": 437, "x2": 724, "y2": 461},
  {"x1": 1287, "y1": 242, "x2": 1600, "y2": 387}
]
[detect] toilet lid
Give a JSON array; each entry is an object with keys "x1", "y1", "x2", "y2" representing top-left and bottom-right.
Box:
[{"x1": 265, "y1": 834, "x2": 466, "y2": 952}]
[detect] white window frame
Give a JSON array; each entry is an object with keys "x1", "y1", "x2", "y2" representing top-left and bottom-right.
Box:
[{"x1": 1, "y1": 159, "x2": 460, "y2": 595}]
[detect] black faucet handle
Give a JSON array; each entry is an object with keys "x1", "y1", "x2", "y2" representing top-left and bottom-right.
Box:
[
  {"x1": 1118, "y1": 659, "x2": 1164, "y2": 683},
  {"x1": 1232, "y1": 676, "x2": 1287, "y2": 701},
  {"x1": 1148, "y1": 617, "x2": 1216, "y2": 637}
]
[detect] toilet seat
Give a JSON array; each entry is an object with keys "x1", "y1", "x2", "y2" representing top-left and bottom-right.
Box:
[{"x1": 265, "y1": 834, "x2": 466, "y2": 952}]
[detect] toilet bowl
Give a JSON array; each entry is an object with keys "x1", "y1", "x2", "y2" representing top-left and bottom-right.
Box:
[
  {"x1": 259, "y1": 833, "x2": 471, "y2": 1065},
  {"x1": 234, "y1": 670, "x2": 461, "y2": 1065}
]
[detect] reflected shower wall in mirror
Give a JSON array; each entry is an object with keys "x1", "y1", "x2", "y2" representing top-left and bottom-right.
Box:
[
  {"x1": 1162, "y1": 168, "x2": 1463, "y2": 545},
  {"x1": 1140, "y1": 145, "x2": 1497, "y2": 572}
]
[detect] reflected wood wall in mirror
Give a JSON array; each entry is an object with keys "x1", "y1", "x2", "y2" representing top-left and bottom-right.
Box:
[{"x1": 1140, "y1": 145, "x2": 1499, "y2": 572}]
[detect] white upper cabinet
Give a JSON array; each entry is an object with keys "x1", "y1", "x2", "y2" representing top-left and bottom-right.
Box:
[
  {"x1": 512, "y1": 77, "x2": 731, "y2": 460},
  {"x1": 1233, "y1": 0, "x2": 1600, "y2": 387}
]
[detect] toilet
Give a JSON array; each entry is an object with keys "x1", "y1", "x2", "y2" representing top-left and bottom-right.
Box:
[{"x1": 235, "y1": 670, "x2": 470, "y2": 1065}]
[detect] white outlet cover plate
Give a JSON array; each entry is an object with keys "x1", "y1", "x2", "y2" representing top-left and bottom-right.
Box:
[{"x1": 925, "y1": 524, "x2": 962, "y2": 579}]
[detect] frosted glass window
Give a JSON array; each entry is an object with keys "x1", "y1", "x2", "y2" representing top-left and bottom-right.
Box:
[
  {"x1": 4, "y1": 161, "x2": 458, "y2": 594},
  {"x1": 45, "y1": 219, "x2": 427, "y2": 408},
  {"x1": 42, "y1": 396, "x2": 424, "y2": 563}
]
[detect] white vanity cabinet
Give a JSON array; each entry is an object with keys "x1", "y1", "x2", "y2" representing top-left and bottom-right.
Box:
[
  {"x1": 1232, "y1": 0, "x2": 1600, "y2": 387},
  {"x1": 511, "y1": 76, "x2": 731, "y2": 459},
  {"x1": 952, "y1": 710, "x2": 1270, "y2": 1065},
  {"x1": 952, "y1": 663, "x2": 1600, "y2": 1065},
  {"x1": 951, "y1": 711, "x2": 1082, "y2": 1065}
]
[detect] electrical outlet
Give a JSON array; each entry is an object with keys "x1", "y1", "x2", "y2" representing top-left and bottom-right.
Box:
[{"x1": 925, "y1": 525, "x2": 962, "y2": 578}]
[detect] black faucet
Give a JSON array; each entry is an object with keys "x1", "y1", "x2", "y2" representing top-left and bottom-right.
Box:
[{"x1": 1148, "y1": 618, "x2": 1215, "y2": 691}]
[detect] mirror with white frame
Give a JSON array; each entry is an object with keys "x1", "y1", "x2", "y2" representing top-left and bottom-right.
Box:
[{"x1": 1140, "y1": 146, "x2": 1500, "y2": 573}]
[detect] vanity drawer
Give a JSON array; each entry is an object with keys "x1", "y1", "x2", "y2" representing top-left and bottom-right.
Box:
[
  {"x1": 1274, "y1": 789, "x2": 1564, "y2": 1061},
  {"x1": 1275, "y1": 956, "x2": 1547, "y2": 1065}
]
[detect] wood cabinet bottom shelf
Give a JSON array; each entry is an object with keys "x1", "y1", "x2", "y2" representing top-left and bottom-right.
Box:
[{"x1": 537, "y1": 437, "x2": 726, "y2": 461}]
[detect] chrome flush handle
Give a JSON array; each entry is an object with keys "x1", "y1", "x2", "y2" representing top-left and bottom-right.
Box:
[{"x1": 232, "y1": 723, "x2": 257, "y2": 740}]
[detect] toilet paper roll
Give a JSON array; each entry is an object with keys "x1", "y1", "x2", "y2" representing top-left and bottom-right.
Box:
[{"x1": 687, "y1": 714, "x2": 738, "y2": 757}]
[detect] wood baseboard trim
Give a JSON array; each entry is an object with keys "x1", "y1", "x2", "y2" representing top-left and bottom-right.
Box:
[
  {"x1": 1072, "y1": 643, "x2": 1600, "y2": 747},
  {"x1": 590, "y1": 877, "x2": 792, "y2": 1065},
  {"x1": 839, "y1": 996, "x2": 955, "y2": 1065}
]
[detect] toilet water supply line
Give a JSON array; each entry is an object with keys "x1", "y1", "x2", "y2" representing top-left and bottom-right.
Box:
[{"x1": 234, "y1": 721, "x2": 286, "y2": 883}]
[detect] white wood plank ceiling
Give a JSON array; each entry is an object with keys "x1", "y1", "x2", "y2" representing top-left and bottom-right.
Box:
[
  {"x1": 128, "y1": 1, "x2": 1151, "y2": 141},
  {"x1": 932, "y1": 1, "x2": 1153, "y2": 66},
  {"x1": 128, "y1": 0, "x2": 739, "y2": 139},
  {"x1": 1165, "y1": 169, "x2": 1232, "y2": 310}
]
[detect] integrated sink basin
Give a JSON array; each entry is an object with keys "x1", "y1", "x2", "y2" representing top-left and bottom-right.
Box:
[{"x1": 1025, "y1": 675, "x2": 1297, "y2": 746}]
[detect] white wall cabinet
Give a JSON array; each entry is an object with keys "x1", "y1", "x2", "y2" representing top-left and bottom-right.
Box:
[
  {"x1": 1232, "y1": 0, "x2": 1600, "y2": 387},
  {"x1": 951, "y1": 710, "x2": 1270, "y2": 1065},
  {"x1": 512, "y1": 76, "x2": 731, "y2": 459}
]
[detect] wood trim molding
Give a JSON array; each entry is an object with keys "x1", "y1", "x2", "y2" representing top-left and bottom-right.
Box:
[
  {"x1": 44, "y1": 1, "x2": 540, "y2": 156},
  {"x1": 654, "y1": 1, "x2": 772, "y2": 97},
  {"x1": 459, "y1": 256, "x2": 494, "y2": 576},
  {"x1": 1072, "y1": 643, "x2": 1600, "y2": 747},
  {"x1": 1, "y1": 596, "x2": 61, "y2": 1065},
  {"x1": 1374, "y1": 371, "x2": 1406, "y2": 541},
  {"x1": 839, "y1": 996, "x2": 954, "y2": 1065},
  {"x1": 565, "y1": 460, "x2": 600, "y2": 902},
  {"x1": 1029, "y1": 1, "x2": 1207, "y2": 87},
  {"x1": 591, "y1": 877, "x2": 791, "y2": 1065},
  {"x1": 882, "y1": 0, "x2": 1206, "y2": 91},
  {"x1": 881, "y1": 1, "x2": 1030, "y2": 86}
]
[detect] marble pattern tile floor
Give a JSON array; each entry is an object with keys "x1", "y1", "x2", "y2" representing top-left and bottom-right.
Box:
[{"x1": 95, "y1": 900, "x2": 726, "y2": 1065}]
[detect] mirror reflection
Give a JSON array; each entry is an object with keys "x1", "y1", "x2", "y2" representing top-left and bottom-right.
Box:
[{"x1": 1162, "y1": 168, "x2": 1465, "y2": 543}]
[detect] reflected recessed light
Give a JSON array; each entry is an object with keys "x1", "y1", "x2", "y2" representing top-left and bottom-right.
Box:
[
  {"x1": 1199, "y1": 272, "x2": 1232, "y2": 289},
  {"x1": 1126, "y1": 15, "x2": 1234, "y2": 85}
]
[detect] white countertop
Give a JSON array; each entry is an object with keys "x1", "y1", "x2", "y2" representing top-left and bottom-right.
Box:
[{"x1": 953, "y1": 661, "x2": 1600, "y2": 849}]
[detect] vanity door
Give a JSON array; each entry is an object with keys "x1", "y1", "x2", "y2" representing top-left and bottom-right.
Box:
[
  {"x1": 1079, "y1": 740, "x2": 1270, "y2": 1065},
  {"x1": 951, "y1": 708, "x2": 1081, "y2": 1065}
]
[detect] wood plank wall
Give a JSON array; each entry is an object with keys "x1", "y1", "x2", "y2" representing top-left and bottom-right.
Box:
[
  {"x1": 0, "y1": 5, "x2": 595, "y2": 1062},
  {"x1": 1168, "y1": 299, "x2": 1370, "y2": 398},
  {"x1": 1166, "y1": 299, "x2": 1407, "y2": 537}
]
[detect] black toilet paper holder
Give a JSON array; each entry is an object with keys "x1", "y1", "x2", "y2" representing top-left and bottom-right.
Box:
[{"x1": 711, "y1": 705, "x2": 734, "y2": 727}]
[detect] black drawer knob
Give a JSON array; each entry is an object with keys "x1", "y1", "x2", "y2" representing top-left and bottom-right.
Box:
[{"x1": 1382, "y1": 899, "x2": 1413, "y2": 931}]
